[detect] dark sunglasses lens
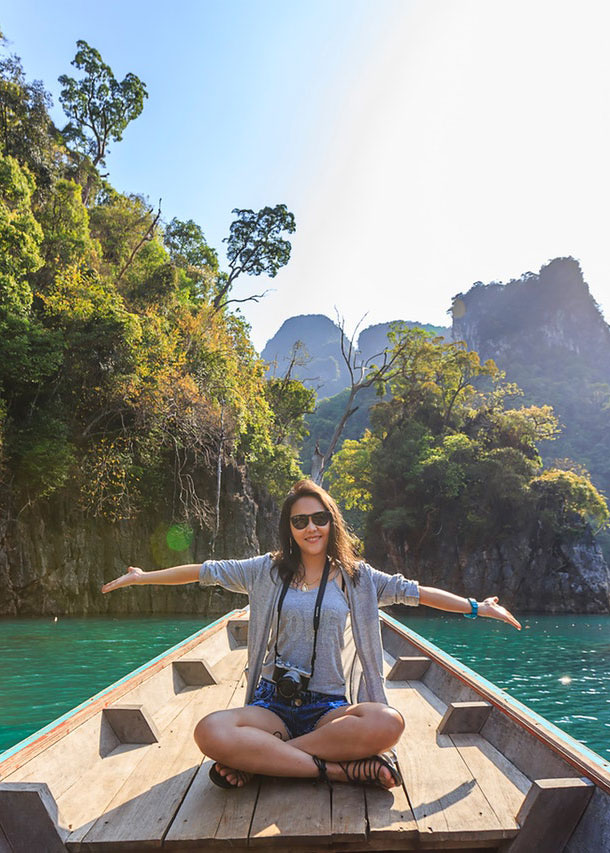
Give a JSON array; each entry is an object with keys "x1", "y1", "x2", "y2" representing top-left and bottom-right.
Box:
[{"x1": 289, "y1": 512, "x2": 331, "y2": 529}]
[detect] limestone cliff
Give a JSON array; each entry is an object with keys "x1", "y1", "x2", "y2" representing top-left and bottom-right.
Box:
[
  {"x1": 0, "y1": 463, "x2": 278, "y2": 616},
  {"x1": 366, "y1": 526, "x2": 610, "y2": 614}
]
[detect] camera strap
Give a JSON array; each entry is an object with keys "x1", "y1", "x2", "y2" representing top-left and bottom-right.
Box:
[{"x1": 274, "y1": 558, "x2": 331, "y2": 681}]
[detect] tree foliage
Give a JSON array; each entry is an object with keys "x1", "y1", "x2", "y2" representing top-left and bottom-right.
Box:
[
  {"x1": 58, "y1": 40, "x2": 148, "y2": 171},
  {"x1": 328, "y1": 328, "x2": 608, "y2": 559},
  {"x1": 0, "y1": 35, "x2": 303, "y2": 526},
  {"x1": 0, "y1": 154, "x2": 43, "y2": 313},
  {"x1": 0, "y1": 52, "x2": 58, "y2": 195},
  {"x1": 214, "y1": 204, "x2": 296, "y2": 309}
]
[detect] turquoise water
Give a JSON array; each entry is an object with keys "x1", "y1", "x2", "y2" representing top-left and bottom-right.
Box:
[
  {"x1": 0, "y1": 612, "x2": 608, "y2": 759},
  {"x1": 0, "y1": 616, "x2": 210, "y2": 754},
  {"x1": 396, "y1": 611, "x2": 610, "y2": 759}
]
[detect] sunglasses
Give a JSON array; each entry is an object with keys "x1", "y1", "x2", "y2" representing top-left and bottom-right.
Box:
[{"x1": 289, "y1": 511, "x2": 332, "y2": 530}]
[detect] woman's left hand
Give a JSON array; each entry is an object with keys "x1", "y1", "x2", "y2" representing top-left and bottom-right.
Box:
[{"x1": 479, "y1": 596, "x2": 522, "y2": 630}]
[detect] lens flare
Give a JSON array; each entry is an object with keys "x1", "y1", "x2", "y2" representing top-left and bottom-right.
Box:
[{"x1": 166, "y1": 524, "x2": 194, "y2": 551}]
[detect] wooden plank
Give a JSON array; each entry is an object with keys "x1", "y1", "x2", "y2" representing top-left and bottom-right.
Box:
[
  {"x1": 213, "y1": 780, "x2": 261, "y2": 847},
  {"x1": 0, "y1": 821, "x2": 11, "y2": 853},
  {"x1": 163, "y1": 757, "x2": 259, "y2": 849},
  {"x1": 365, "y1": 777, "x2": 418, "y2": 843},
  {"x1": 0, "y1": 782, "x2": 68, "y2": 853},
  {"x1": 80, "y1": 681, "x2": 238, "y2": 849},
  {"x1": 248, "y1": 776, "x2": 331, "y2": 847},
  {"x1": 386, "y1": 679, "x2": 512, "y2": 843},
  {"x1": 204, "y1": 680, "x2": 263, "y2": 848},
  {"x1": 506, "y1": 777, "x2": 595, "y2": 853},
  {"x1": 387, "y1": 656, "x2": 431, "y2": 681},
  {"x1": 481, "y1": 707, "x2": 579, "y2": 783},
  {"x1": 450, "y1": 733, "x2": 530, "y2": 831},
  {"x1": 162, "y1": 680, "x2": 253, "y2": 849},
  {"x1": 331, "y1": 784, "x2": 367, "y2": 843},
  {"x1": 62, "y1": 743, "x2": 156, "y2": 851},
  {"x1": 438, "y1": 702, "x2": 492, "y2": 735},
  {"x1": 2, "y1": 712, "x2": 120, "y2": 801},
  {"x1": 212, "y1": 648, "x2": 248, "y2": 684}
]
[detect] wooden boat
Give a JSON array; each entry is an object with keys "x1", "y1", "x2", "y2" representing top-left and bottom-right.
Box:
[{"x1": 1, "y1": 607, "x2": 608, "y2": 852}]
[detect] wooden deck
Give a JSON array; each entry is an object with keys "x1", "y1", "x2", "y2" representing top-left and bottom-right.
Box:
[{"x1": 0, "y1": 609, "x2": 605, "y2": 852}]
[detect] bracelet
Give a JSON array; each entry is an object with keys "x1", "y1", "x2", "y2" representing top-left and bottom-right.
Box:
[{"x1": 463, "y1": 597, "x2": 478, "y2": 619}]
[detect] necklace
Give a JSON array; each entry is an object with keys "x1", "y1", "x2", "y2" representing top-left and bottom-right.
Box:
[
  {"x1": 293, "y1": 567, "x2": 333, "y2": 591},
  {"x1": 294, "y1": 575, "x2": 321, "y2": 591}
]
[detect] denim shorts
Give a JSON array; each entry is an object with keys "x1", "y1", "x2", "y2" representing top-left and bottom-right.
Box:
[{"x1": 248, "y1": 678, "x2": 350, "y2": 739}]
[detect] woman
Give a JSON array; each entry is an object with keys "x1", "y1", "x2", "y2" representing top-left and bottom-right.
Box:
[{"x1": 102, "y1": 479, "x2": 520, "y2": 791}]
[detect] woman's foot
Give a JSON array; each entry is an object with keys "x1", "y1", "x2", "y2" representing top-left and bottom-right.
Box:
[
  {"x1": 211, "y1": 761, "x2": 253, "y2": 788},
  {"x1": 326, "y1": 755, "x2": 401, "y2": 789}
]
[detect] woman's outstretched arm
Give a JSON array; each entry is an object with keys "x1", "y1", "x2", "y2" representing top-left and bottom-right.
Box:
[
  {"x1": 419, "y1": 586, "x2": 521, "y2": 630},
  {"x1": 101, "y1": 554, "x2": 265, "y2": 595},
  {"x1": 101, "y1": 564, "x2": 200, "y2": 594}
]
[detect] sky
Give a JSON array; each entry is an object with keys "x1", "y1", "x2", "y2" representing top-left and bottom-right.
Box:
[{"x1": 2, "y1": 0, "x2": 610, "y2": 350}]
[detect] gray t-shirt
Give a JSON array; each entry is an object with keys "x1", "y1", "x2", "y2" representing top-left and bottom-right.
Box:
[{"x1": 261, "y1": 577, "x2": 349, "y2": 695}]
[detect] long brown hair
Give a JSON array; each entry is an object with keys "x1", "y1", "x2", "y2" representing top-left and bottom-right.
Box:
[{"x1": 273, "y1": 479, "x2": 360, "y2": 585}]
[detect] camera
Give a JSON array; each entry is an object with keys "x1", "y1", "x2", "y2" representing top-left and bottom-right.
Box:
[{"x1": 272, "y1": 659, "x2": 311, "y2": 700}]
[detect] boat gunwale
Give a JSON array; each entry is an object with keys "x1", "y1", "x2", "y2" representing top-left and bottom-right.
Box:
[
  {"x1": 0, "y1": 607, "x2": 247, "y2": 780},
  {"x1": 381, "y1": 610, "x2": 610, "y2": 795}
]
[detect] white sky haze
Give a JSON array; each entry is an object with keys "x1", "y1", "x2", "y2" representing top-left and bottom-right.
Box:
[
  {"x1": 242, "y1": 0, "x2": 610, "y2": 347},
  {"x1": 3, "y1": 0, "x2": 610, "y2": 350}
]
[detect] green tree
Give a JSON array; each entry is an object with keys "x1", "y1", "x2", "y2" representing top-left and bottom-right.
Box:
[
  {"x1": 0, "y1": 44, "x2": 307, "y2": 530},
  {"x1": 164, "y1": 217, "x2": 218, "y2": 271},
  {"x1": 0, "y1": 154, "x2": 43, "y2": 313},
  {"x1": 164, "y1": 217, "x2": 219, "y2": 301},
  {"x1": 36, "y1": 177, "x2": 98, "y2": 278},
  {"x1": 264, "y1": 375, "x2": 316, "y2": 447},
  {"x1": 213, "y1": 204, "x2": 296, "y2": 310},
  {"x1": 328, "y1": 327, "x2": 608, "y2": 562},
  {"x1": 532, "y1": 469, "x2": 609, "y2": 534},
  {"x1": 0, "y1": 52, "x2": 58, "y2": 195},
  {"x1": 59, "y1": 41, "x2": 147, "y2": 204}
]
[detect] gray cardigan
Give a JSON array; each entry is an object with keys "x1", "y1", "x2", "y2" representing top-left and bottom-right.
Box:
[{"x1": 199, "y1": 554, "x2": 419, "y2": 705}]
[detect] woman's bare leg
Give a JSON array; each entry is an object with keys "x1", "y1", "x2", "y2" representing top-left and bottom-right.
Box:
[
  {"x1": 194, "y1": 701, "x2": 404, "y2": 788},
  {"x1": 195, "y1": 706, "x2": 321, "y2": 785},
  {"x1": 290, "y1": 702, "x2": 404, "y2": 787}
]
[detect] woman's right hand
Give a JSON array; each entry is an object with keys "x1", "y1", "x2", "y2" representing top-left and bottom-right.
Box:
[{"x1": 101, "y1": 566, "x2": 145, "y2": 594}]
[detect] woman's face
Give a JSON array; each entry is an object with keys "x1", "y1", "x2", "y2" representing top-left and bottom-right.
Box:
[{"x1": 289, "y1": 495, "x2": 331, "y2": 562}]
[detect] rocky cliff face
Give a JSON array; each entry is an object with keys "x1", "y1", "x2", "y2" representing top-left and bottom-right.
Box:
[
  {"x1": 452, "y1": 258, "x2": 610, "y2": 375},
  {"x1": 367, "y1": 528, "x2": 610, "y2": 614},
  {"x1": 0, "y1": 463, "x2": 278, "y2": 616},
  {"x1": 262, "y1": 314, "x2": 351, "y2": 399},
  {"x1": 451, "y1": 256, "x2": 610, "y2": 564}
]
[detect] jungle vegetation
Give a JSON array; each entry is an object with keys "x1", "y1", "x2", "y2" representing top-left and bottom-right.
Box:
[
  {"x1": 0, "y1": 34, "x2": 314, "y2": 532},
  {"x1": 327, "y1": 326, "x2": 608, "y2": 560}
]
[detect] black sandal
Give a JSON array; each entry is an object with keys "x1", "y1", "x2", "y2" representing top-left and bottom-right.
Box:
[
  {"x1": 209, "y1": 762, "x2": 254, "y2": 789},
  {"x1": 312, "y1": 754, "x2": 332, "y2": 788},
  {"x1": 338, "y1": 753, "x2": 403, "y2": 789}
]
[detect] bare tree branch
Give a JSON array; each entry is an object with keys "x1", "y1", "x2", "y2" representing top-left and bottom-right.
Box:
[
  {"x1": 310, "y1": 316, "x2": 413, "y2": 484},
  {"x1": 212, "y1": 288, "x2": 273, "y2": 313},
  {"x1": 116, "y1": 199, "x2": 162, "y2": 282}
]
